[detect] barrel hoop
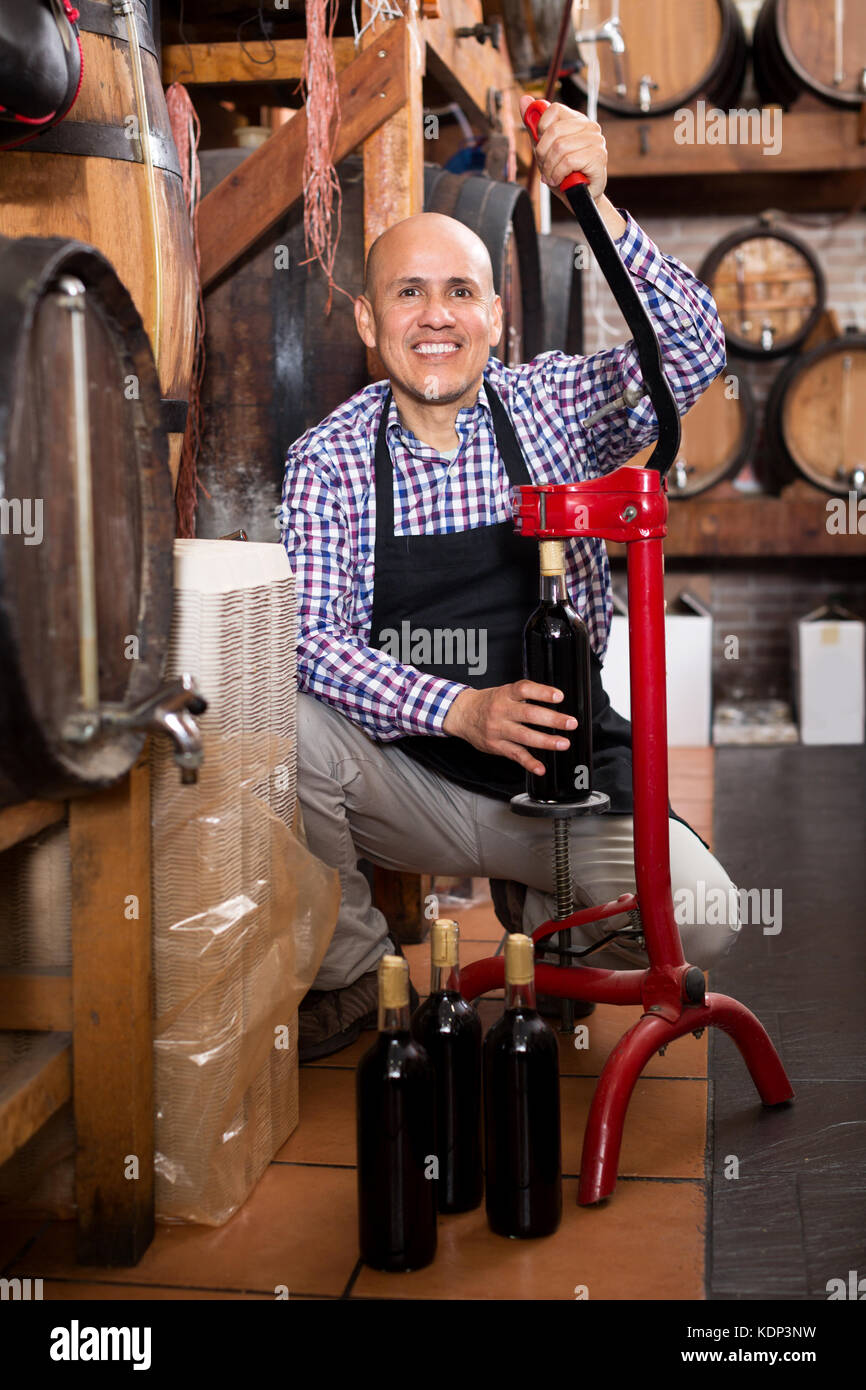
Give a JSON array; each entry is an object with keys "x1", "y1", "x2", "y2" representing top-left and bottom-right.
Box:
[
  {"x1": 75, "y1": 0, "x2": 157, "y2": 58},
  {"x1": 161, "y1": 397, "x2": 189, "y2": 435},
  {"x1": 3, "y1": 120, "x2": 182, "y2": 177}
]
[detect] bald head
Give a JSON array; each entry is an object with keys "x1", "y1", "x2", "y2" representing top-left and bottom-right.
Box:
[
  {"x1": 362, "y1": 212, "x2": 495, "y2": 306},
  {"x1": 353, "y1": 210, "x2": 503, "y2": 414}
]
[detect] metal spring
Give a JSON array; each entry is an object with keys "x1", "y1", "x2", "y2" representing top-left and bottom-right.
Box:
[
  {"x1": 627, "y1": 906, "x2": 646, "y2": 950},
  {"x1": 553, "y1": 818, "x2": 573, "y2": 920}
]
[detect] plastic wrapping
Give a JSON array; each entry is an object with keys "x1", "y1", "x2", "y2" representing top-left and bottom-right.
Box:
[
  {"x1": 150, "y1": 541, "x2": 338, "y2": 1225},
  {"x1": 151, "y1": 745, "x2": 338, "y2": 1225}
]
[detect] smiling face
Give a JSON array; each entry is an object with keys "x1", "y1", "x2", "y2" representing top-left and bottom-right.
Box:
[{"x1": 354, "y1": 213, "x2": 502, "y2": 408}]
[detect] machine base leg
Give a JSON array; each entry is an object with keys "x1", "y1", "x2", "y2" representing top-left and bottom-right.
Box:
[{"x1": 577, "y1": 992, "x2": 794, "y2": 1206}]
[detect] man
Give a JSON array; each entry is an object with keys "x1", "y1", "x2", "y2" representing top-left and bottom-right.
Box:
[{"x1": 281, "y1": 98, "x2": 739, "y2": 1061}]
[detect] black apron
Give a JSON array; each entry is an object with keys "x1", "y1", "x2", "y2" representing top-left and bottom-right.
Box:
[{"x1": 367, "y1": 380, "x2": 636, "y2": 813}]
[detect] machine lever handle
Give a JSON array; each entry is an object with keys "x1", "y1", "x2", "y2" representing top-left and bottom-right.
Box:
[{"x1": 521, "y1": 97, "x2": 681, "y2": 478}]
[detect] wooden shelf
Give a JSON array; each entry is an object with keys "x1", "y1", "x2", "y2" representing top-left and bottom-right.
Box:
[
  {"x1": 599, "y1": 108, "x2": 866, "y2": 179},
  {"x1": 0, "y1": 799, "x2": 65, "y2": 854},
  {"x1": 609, "y1": 491, "x2": 866, "y2": 559},
  {"x1": 0, "y1": 1033, "x2": 72, "y2": 1169}
]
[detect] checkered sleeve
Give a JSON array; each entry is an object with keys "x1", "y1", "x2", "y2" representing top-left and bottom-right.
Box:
[
  {"x1": 537, "y1": 209, "x2": 727, "y2": 476},
  {"x1": 280, "y1": 448, "x2": 467, "y2": 740}
]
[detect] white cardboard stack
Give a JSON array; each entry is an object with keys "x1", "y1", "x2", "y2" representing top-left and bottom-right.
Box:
[
  {"x1": 793, "y1": 604, "x2": 865, "y2": 745},
  {"x1": 150, "y1": 540, "x2": 309, "y2": 1225},
  {"x1": 602, "y1": 590, "x2": 713, "y2": 747}
]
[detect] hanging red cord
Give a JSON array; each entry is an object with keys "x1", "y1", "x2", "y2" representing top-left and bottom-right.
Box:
[{"x1": 298, "y1": 0, "x2": 353, "y2": 314}]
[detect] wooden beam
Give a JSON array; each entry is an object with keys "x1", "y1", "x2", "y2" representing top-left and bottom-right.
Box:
[
  {"x1": 0, "y1": 799, "x2": 65, "y2": 854},
  {"x1": 0, "y1": 970, "x2": 72, "y2": 1031},
  {"x1": 0, "y1": 1033, "x2": 71, "y2": 1169},
  {"x1": 198, "y1": 21, "x2": 409, "y2": 290},
  {"x1": 601, "y1": 108, "x2": 866, "y2": 179},
  {"x1": 162, "y1": 37, "x2": 356, "y2": 86},
  {"x1": 69, "y1": 750, "x2": 154, "y2": 1266},
  {"x1": 372, "y1": 868, "x2": 434, "y2": 945},
  {"x1": 608, "y1": 494, "x2": 866, "y2": 560}
]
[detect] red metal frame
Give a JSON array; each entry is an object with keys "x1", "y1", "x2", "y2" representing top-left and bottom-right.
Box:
[{"x1": 460, "y1": 468, "x2": 794, "y2": 1205}]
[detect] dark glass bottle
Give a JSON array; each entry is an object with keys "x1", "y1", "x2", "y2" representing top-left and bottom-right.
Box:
[
  {"x1": 411, "y1": 918, "x2": 483, "y2": 1214},
  {"x1": 483, "y1": 933, "x2": 562, "y2": 1239},
  {"x1": 356, "y1": 955, "x2": 437, "y2": 1271},
  {"x1": 523, "y1": 539, "x2": 593, "y2": 804}
]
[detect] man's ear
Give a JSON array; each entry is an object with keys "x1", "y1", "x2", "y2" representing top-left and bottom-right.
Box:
[
  {"x1": 489, "y1": 293, "x2": 503, "y2": 348},
  {"x1": 354, "y1": 294, "x2": 376, "y2": 349}
]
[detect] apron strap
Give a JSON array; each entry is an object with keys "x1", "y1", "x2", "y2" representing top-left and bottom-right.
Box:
[{"x1": 374, "y1": 378, "x2": 534, "y2": 549}]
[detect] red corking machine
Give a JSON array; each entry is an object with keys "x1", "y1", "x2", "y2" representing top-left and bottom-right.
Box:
[{"x1": 458, "y1": 98, "x2": 794, "y2": 1207}]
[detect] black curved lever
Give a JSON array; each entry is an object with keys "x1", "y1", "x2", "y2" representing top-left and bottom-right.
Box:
[{"x1": 524, "y1": 100, "x2": 681, "y2": 478}]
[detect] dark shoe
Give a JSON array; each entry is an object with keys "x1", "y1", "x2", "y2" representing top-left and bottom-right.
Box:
[
  {"x1": 298, "y1": 965, "x2": 420, "y2": 1062},
  {"x1": 536, "y1": 993, "x2": 595, "y2": 1021},
  {"x1": 489, "y1": 877, "x2": 526, "y2": 933}
]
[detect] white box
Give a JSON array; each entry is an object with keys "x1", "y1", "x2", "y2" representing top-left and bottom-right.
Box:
[
  {"x1": 793, "y1": 604, "x2": 865, "y2": 745},
  {"x1": 602, "y1": 590, "x2": 713, "y2": 747}
]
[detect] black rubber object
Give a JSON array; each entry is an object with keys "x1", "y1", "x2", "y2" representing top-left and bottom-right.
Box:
[
  {"x1": 560, "y1": 181, "x2": 681, "y2": 477},
  {"x1": 683, "y1": 966, "x2": 707, "y2": 1004},
  {"x1": 510, "y1": 790, "x2": 611, "y2": 818}
]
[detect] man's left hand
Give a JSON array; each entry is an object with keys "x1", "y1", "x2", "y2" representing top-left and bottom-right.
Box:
[{"x1": 519, "y1": 96, "x2": 608, "y2": 206}]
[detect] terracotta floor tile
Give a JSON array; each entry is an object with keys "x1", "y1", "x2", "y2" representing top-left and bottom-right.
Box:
[
  {"x1": 669, "y1": 747, "x2": 714, "y2": 779},
  {"x1": 449, "y1": 901, "x2": 503, "y2": 942},
  {"x1": 556, "y1": 1004, "x2": 708, "y2": 1078},
  {"x1": 273, "y1": 1068, "x2": 356, "y2": 1166},
  {"x1": 293, "y1": 1020, "x2": 704, "y2": 1177},
  {"x1": 303, "y1": 1029, "x2": 376, "y2": 1071},
  {"x1": 351, "y1": 1177, "x2": 704, "y2": 1301},
  {"x1": 561, "y1": 1076, "x2": 707, "y2": 1179},
  {"x1": 476, "y1": 999, "x2": 708, "y2": 1080},
  {"x1": 39, "y1": 1280, "x2": 273, "y2": 1300},
  {"x1": 8, "y1": 1166, "x2": 358, "y2": 1298}
]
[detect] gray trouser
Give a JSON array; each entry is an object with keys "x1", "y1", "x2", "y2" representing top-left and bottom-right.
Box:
[{"x1": 297, "y1": 692, "x2": 741, "y2": 990}]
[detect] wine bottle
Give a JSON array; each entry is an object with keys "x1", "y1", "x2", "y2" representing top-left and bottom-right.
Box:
[
  {"x1": 410, "y1": 918, "x2": 483, "y2": 1214},
  {"x1": 523, "y1": 539, "x2": 593, "y2": 803},
  {"x1": 483, "y1": 933, "x2": 562, "y2": 1239},
  {"x1": 356, "y1": 954, "x2": 437, "y2": 1271}
]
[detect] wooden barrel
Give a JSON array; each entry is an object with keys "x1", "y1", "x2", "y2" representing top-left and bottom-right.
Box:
[
  {"x1": 503, "y1": 0, "x2": 746, "y2": 116},
  {"x1": 753, "y1": 0, "x2": 866, "y2": 109},
  {"x1": 537, "y1": 234, "x2": 584, "y2": 356},
  {"x1": 0, "y1": 0, "x2": 197, "y2": 487},
  {"x1": 627, "y1": 363, "x2": 756, "y2": 496},
  {"x1": 763, "y1": 331, "x2": 866, "y2": 494},
  {"x1": 423, "y1": 166, "x2": 544, "y2": 365},
  {"x1": 196, "y1": 150, "x2": 370, "y2": 542},
  {"x1": 698, "y1": 225, "x2": 825, "y2": 359},
  {"x1": 0, "y1": 235, "x2": 174, "y2": 807}
]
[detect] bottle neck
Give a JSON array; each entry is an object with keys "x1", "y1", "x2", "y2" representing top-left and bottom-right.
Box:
[
  {"x1": 541, "y1": 572, "x2": 565, "y2": 603},
  {"x1": 429, "y1": 962, "x2": 460, "y2": 995},
  {"x1": 505, "y1": 980, "x2": 537, "y2": 1011},
  {"x1": 379, "y1": 1003, "x2": 411, "y2": 1032}
]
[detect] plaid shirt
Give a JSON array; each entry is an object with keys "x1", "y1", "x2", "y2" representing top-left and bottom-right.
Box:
[{"x1": 280, "y1": 210, "x2": 726, "y2": 741}]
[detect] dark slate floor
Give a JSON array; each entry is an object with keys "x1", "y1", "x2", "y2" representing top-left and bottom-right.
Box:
[{"x1": 708, "y1": 747, "x2": 866, "y2": 1302}]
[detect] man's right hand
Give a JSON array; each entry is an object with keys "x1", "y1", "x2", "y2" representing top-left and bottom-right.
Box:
[{"x1": 442, "y1": 681, "x2": 578, "y2": 777}]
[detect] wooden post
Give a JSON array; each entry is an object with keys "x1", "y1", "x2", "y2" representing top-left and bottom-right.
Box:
[
  {"x1": 360, "y1": 1, "x2": 426, "y2": 378},
  {"x1": 68, "y1": 749, "x2": 154, "y2": 1266}
]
